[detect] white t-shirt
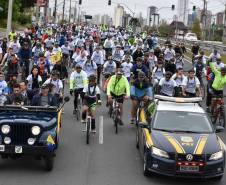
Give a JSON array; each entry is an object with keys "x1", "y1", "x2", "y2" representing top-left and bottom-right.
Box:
[
  {"x1": 171, "y1": 74, "x2": 186, "y2": 86},
  {"x1": 0, "y1": 80, "x2": 8, "y2": 94},
  {"x1": 121, "y1": 62, "x2": 133, "y2": 77},
  {"x1": 182, "y1": 77, "x2": 200, "y2": 94},
  {"x1": 215, "y1": 62, "x2": 225, "y2": 70},
  {"x1": 26, "y1": 74, "x2": 42, "y2": 90},
  {"x1": 103, "y1": 61, "x2": 116, "y2": 74},
  {"x1": 70, "y1": 70, "x2": 88, "y2": 89},
  {"x1": 43, "y1": 78, "x2": 63, "y2": 94},
  {"x1": 159, "y1": 78, "x2": 177, "y2": 96}
]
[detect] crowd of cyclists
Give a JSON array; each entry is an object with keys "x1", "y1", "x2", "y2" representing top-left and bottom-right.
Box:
[{"x1": 1, "y1": 23, "x2": 226, "y2": 132}]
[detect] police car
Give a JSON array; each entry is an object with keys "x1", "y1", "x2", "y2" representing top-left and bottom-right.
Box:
[{"x1": 136, "y1": 95, "x2": 226, "y2": 179}]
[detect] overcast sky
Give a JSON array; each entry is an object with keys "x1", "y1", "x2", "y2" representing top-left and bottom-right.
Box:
[{"x1": 49, "y1": 0, "x2": 225, "y2": 21}]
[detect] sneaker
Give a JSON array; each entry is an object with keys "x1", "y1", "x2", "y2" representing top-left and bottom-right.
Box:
[
  {"x1": 73, "y1": 109, "x2": 77, "y2": 115},
  {"x1": 81, "y1": 119, "x2": 86, "y2": 123},
  {"x1": 131, "y1": 118, "x2": 135, "y2": 124}
]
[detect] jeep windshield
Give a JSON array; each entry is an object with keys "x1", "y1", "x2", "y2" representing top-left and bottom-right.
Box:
[{"x1": 152, "y1": 111, "x2": 213, "y2": 133}]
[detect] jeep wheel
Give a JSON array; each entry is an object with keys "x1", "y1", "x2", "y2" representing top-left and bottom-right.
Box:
[
  {"x1": 44, "y1": 155, "x2": 54, "y2": 171},
  {"x1": 143, "y1": 152, "x2": 149, "y2": 176}
]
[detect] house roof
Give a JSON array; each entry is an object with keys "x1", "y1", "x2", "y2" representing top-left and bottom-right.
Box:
[{"x1": 170, "y1": 21, "x2": 188, "y2": 30}]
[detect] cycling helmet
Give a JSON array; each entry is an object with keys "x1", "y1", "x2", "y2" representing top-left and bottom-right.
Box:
[
  {"x1": 88, "y1": 74, "x2": 97, "y2": 81},
  {"x1": 39, "y1": 52, "x2": 45, "y2": 58},
  {"x1": 221, "y1": 67, "x2": 226, "y2": 72},
  {"x1": 51, "y1": 70, "x2": 60, "y2": 76},
  {"x1": 75, "y1": 63, "x2": 82, "y2": 68}
]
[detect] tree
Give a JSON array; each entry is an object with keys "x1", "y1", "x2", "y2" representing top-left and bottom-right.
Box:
[
  {"x1": 158, "y1": 23, "x2": 172, "y2": 37},
  {"x1": 0, "y1": 0, "x2": 21, "y2": 20},
  {"x1": 192, "y1": 19, "x2": 202, "y2": 39}
]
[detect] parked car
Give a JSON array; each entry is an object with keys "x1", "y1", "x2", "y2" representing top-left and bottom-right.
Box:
[{"x1": 184, "y1": 33, "x2": 198, "y2": 42}]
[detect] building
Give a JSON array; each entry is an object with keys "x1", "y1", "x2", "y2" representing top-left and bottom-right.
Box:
[
  {"x1": 216, "y1": 12, "x2": 224, "y2": 26},
  {"x1": 93, "y1": 14, "x2": 101, "y2": 25},
  {"x1": 101, "y1": 14, "x2": 111, "y2": 25},
  {"x1": 177, "y1": 0, "x2": 189, "y2": 25},
  {"x1": 170, "y1": 21, "x2": 188, "y2": 37},
  {"x1": 146, "y1": 6, "x2": 158, "y2": 26},
  {"x1": 114, "y1": 4, "x2": 124, "y2": 27}
]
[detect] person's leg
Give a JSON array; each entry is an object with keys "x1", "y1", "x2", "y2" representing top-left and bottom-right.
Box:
[
  {"x1": 82, "y1": 105, "x2": 88, "y2": 122},
  {"x1": 90, "y1": 109, "x2": 96, "y2": 131},
  {"x1": 131, "y1": 99, "x2": 138, "y2": 124},
  {"x1": 73, "y1": 90, "x2": 78, "y2": 110}
]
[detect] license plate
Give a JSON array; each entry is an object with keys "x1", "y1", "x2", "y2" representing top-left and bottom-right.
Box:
[
  {"x1": 15, "y1": 146, "x2": 22, "y2": 154},
  {"x1": 180, "y1": 165, "x2": 199, "y2": 172},
  {"x1": 0, "y1": 145, "x2": 5, "y2": 152}
]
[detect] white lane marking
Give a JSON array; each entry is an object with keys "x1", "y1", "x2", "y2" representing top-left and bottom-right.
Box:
[{"x1": 99, "y1": 116, "x2": 103, "y2": 144}]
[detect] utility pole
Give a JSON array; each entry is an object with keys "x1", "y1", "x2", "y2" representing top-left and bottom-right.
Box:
[
  {"x1": 69, "y1": 0, "x2": 72, "y2": 23},
  {"x1": 54, "y1": 0, "x2": 57, "y2": 23},
  {"x1": 62, "y1": 0, "x2": 66, "y2": 21},
  {"x1": 202, "y1": 0, "x2": 207, "y2": 40},
  {"x1": 6, "y1": 0, "x2": 13, "y2": 38}
]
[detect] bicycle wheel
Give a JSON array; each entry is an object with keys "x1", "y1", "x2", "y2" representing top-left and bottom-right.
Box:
[
  {"x1": 219, "y1": 107, "x2": 225, "y2": 128},
  {"x1": 114, "y1": 118, "x2": 118, "y2": 134},
  {"x1": 86, "y1": 118, "x2": 90, "y2": 144},
  {"x1": 77, "y1": 98, "x2": 81, "y2": 121}
]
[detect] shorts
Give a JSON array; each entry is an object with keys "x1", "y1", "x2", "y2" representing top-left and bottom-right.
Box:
[
  {"x1": 83, "y1": 97, "x2": 97, "y2": 111},
  {"x1": 110, "y1": 92, "x2": 124, "y2": 104}
]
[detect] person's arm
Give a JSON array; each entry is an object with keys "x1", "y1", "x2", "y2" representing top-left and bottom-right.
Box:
[
  {"x1": 107, "y1": 76, "x2": 114, "y2": 96},
  {"x1": 209, "y1": 61, "x2": 219, "y2": 75},
  {"x1": 69, "y1": 72, "x2": 74, "y2": 90},
  {"x1": 124, "y1": 77, "x2": 130, "y2": 97}
]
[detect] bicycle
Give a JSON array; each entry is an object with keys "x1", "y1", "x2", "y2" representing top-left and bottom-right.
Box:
[
  {"x1": 74, "y1": 94, "x2": 82, "y2": 121},
  {"x1": 109, "y1": 98, "x2": 122, "y2": 134},
  {"x1": 82, "y1": 115, "x2": 92, "y2": 145},
  {"x1": 210, "y1": 95, "x2": 225, "y2": 128},
  {"x1": 135, "y1": 99, "x2": 147, "y2": 127}
]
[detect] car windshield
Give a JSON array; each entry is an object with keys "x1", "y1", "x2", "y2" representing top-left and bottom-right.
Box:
[
  {"x1": 153, "y1": 111, "x2": 213, "y2": 133},
  {"x1": 187, "y1": 33, "x2": 196, "y2": 37}
]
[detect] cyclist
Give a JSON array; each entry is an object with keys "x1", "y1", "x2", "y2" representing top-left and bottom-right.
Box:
[
  {"x1": 107, "y1": 68, "x2": 130, "y2": 125},
  {"x1": 209, "y1": 49, "x2": 221, "y2": 63},
  {"x1": 121, "y1": 57, "x2": 133, "y2": 82},
  {"x1": 70, "y1": 64, "x2": 88, "y2": 114},
  {"x1": 206, "y1": 59, "x2": 226, "y2": 111},
  {"x1": 83, "y1": 55, "x2": 97, "y2": 77},
  {"x1": 152, "y1": 59, "x2": 165, "y2": 84},
  {"x1": 26, "y1": 66, "x2": 42, "y2": 91},
  {"x1": 158, "y1": 71, "x2": 177, "y2": 97},
  {"x1": 182, "y1": 69, "x2": 201, "y2": 97},
  {"x1": 91, "y1": 46, "x2": 104, "y2": 84},
  {"x1": 130, "y1": 71, "x2": 153, "y2": 124},
  {"x1": 194, "y1": 56, "x2": 206, "y2": 87},
  {"x1": 175, "y1": 53, "x2": 184, "y2": 70},
  {"x1": 81, "y1": 75, "x2": 101, "y2": 132},
  {"x1": 43, "y1": 70, "x2": 63, "y2": 106},
  {"x1": 171, "y1": 68, "x2": 185, "y2": 97},
  {"x1": 103, "y1": 55, "x2": 117, "y2": 75},
  {"x1": 131, "y1": 57, "x2": 149, "y2": 81}
]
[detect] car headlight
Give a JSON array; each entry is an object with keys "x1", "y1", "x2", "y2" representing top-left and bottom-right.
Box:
[
  {"x1": 209, "y1": 151, "x2": 223, "y2": 161},
  {"x1": 152, "y1": 146, "x2": 169, "y2": 159},
  {"x1": 31, "y1": 126, "x2": 41, "y2": 136},
  {"x1": 1, "y1": 125, "x2": 11, "y2": 134}
]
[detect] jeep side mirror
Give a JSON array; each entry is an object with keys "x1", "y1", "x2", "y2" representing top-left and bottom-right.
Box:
[
  {"x1": 215, "y1": 126, "x2": 224, "y2": 133},
  {"x1": 64, "y1": 96, "x2": 70, "y2": 102}
]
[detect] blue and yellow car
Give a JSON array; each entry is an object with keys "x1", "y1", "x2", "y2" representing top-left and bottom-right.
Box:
[
  {"x1": 136, "y1": 95, "x2": 226, "y2": 180},
  {"x1": 0, "y1": 97, "x2": 69, "y2": 171}
]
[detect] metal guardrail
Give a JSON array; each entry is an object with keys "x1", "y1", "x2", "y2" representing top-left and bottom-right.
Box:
[{"x1": 169, "y1": 38, "x2": 226, "y2": 55}]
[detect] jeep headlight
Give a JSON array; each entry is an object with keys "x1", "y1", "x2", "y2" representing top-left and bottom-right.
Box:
[
  {"x1": 31, "y1": 126, "x2": 41, "y2": 136},
  {"x1": 152, "y1": 146, "x2": 169, "y2": 159},
  {"x1": 209, "y1": 151, "x2": 223, "y2": 161},
  {"x1": 1, "y1": 125, "x2": 11, "y2": 134}
]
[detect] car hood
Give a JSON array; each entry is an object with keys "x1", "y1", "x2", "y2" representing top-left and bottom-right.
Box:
[
  {"x1": 0, "y1": 111, "x2": 57, "y2": 127},
  {"x1": 151, "y1": 130, "x2": 223, "y2": 155}
]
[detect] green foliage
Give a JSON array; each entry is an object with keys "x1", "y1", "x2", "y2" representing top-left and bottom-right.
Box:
[
  {"x1": 191, "y1": 19, "x2": 202, "y2": 39},
  {"x1": 158, "y1": 23, "x2": 172, "y2": 37}
]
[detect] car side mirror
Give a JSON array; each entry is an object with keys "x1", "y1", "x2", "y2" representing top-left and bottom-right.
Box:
[
  {"x1": 64, "y1": 96, "x2": 70, "y2": 102},
  {"x1": 215, "y1": 126, "x2": 224, "y2": 133},
  {"x1": 138, "y1": 122, "x2": 149, "y2": 129}
]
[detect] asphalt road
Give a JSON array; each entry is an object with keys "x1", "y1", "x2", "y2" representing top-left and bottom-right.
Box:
[{"x1": 0, "y1": 60, "x2": 226, "y2": 185}]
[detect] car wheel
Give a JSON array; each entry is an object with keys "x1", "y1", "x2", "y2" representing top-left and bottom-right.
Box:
[
  {"x1": 143, "y1": 152, "x2": 149, "y2": 176},
  {"x1": 213, "y1": 175, "x2": 223, "y2": 181},
  {"x1": 44, "y1": 154, "x2": 54, "y2": 171}
]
